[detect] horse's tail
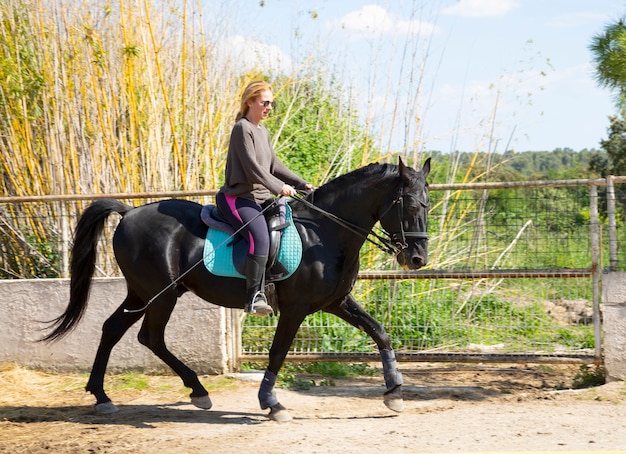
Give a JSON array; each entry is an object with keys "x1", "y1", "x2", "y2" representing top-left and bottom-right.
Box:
[{"x1": 40, "y1": 199, "x2": 133, "y2": 343}]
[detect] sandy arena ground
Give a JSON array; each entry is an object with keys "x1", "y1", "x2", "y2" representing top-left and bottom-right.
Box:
[{"x1": 1, "y1": 362, "x2": 625, "y2": 453}]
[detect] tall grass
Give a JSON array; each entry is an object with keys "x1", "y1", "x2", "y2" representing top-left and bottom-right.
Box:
[
  {"x1": 1, "y1": 0, "x2": 239, "y2": 275},
  {"x1": 0, "y1": 0, "x2": 366, "y2": 277}
]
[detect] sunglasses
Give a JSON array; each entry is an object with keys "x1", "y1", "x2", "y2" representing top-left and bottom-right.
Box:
[{"x1": 260, "y1": 100, "x2": 274, "y2": 108}]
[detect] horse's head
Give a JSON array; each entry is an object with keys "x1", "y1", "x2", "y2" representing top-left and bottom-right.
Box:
[{"x1": 379, "y1": 157, "x2": 431, "y2": 270}]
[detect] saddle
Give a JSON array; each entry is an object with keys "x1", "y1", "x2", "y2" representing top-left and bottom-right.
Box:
[{"x1": 200, "y1": 197, "x2": 302, "y2": 281}]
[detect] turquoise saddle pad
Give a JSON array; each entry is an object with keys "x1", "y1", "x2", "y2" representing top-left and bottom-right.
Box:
[{"x1": 203, "y1": 203, "x2": 302, "y2": 280}]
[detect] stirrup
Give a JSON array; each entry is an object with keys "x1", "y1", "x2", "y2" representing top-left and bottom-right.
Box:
[{"x1": 245, "y1": 292, "x2": 273, "y2": 316}]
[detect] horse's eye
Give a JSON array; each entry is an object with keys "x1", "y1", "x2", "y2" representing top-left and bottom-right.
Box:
[{"x1": 406, "y1": 204, "x2": 419, "y2": 215}]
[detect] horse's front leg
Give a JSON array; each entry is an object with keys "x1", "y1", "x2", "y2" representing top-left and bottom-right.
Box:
[
  {"x1": 258, "y1": 311, "x2": 307, "y2": 422},
  {"x1": 325, "y1": 294, "x2": 404, "y2": 412}
]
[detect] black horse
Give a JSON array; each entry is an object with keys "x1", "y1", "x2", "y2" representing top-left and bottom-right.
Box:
[{"x1": 42, "y1": 158, "x2": 430, "y2": 421}]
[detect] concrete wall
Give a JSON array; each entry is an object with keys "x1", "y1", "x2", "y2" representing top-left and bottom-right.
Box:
[
  {"x1": 602, "y1": 272, "x2": 626, "y2": 381},
  {"x1": 0, "y1": 278, "x2": 235, "y2": 375},
  {"x1": 4, "y1": 275, "x2": 626, "y2": 379}
]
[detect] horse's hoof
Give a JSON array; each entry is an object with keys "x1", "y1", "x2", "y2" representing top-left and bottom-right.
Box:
[
  {"x1": 268, "y1": 403, "x2": 292, "y2": 422},
  {"x1": 383, "y1": 394, "x2": 405, "y2": 413},
  {"x1": 191, "y1": 395, "x2": 213, "y2": 410},
  {"x1": 94, "y1": 401, "x2": 119, "y2": 415}
]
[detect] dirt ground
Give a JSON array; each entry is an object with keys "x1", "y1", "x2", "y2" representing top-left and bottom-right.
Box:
[{"x1": 1, "y1": 362, "x2": 625, "y2": 454}]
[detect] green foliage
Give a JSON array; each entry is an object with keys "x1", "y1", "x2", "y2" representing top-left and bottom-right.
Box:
[
  {"x1": 589, "y1": 17, "x2": 626, "y2": 108},
  {"x1": 0, "y1": 1, "x2": 45, "y2": 122},
  {"x1": 589, "y1": 16, "x2": 626, "y2": 218},
  {"x1": 276, "y1": 362, "x2": 377, "y2": 390},
  {"x1": 107, "y1": 372, "x2": 149, "y2": 391},
  {"x1": 508, "y1": 187, "x2": 587, "y2": 234},
  {"x1": 592, "y1": 115, "x2": 626, "y2": 176},
  {"x1": 240, "y1": 362, "x2": 377, "y2": 389},
  {"x1": 243, "y1": 277, "x2": 595, "y2": 356},
  {"x1": 556, "y1": 328, "x2": 595, "y2": 350},
  {"x1": 278, "y1": 372, "x2": 316, "y2": 390},
  {"x1": 26, "y1": 235, "x2": 60, "y2": 278},
  {"x1": 266, "y1": 74, "x2": 368, "y2": 184},
  {"x1": 285, "y1": 361, "x2": 377, "y2": 378},
  {"x1": 588, "y1": 115, "x2": 626, "y2": 219},
  {"x1": 376, "y1": 285, "x2": 556, "y2": 350},
  {"x1": 427, "y1": 148, "x2": 601, "y2": 185},
  {"x1": 572, "y1": 365, "x2": 606, "y2": 389}
]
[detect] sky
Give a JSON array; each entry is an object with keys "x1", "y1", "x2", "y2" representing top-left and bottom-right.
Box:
[{"x1": 224, "y1": 0, "x2": 626, "y2": 154}]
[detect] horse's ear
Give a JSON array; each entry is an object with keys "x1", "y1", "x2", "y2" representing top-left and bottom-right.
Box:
[
  {"x1": 422, "y1": 157, "x2": 431, "y2": 179},
  {"x1": 398, "y1": 157, "x2": 407, "y2": 175}
]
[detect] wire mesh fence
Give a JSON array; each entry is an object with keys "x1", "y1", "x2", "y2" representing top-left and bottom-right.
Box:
[
  {"x1": 0, "y1": 177, "x2": 623, "y2": 364},
  {"x1": 242, "y1": 178, "x2": 622, "y2": 363},
  {"x1": 243, "y1": 275, "x2": 595, "y2": 362},
  {"x1": 0, "y1": 191, "x2": 217, "y2": 278}
]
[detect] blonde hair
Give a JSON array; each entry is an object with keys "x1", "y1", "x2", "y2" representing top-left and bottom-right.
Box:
[{"x1": 236, "y1": 80, "x2": 273, "y2": 121}]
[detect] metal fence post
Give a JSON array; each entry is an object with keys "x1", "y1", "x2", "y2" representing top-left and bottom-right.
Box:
[
  {"x1": 590, "y1": 185, "x2": 602, "y2": 360},
  {"x1": 606, "y1": 175, "x2": 618, "y2": 271},
  {"x1": 60, "y1": 202, "x2": 70, "y2": 278}
]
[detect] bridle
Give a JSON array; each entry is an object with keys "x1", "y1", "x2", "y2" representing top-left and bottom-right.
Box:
[
  {"x1": 378, "y1": 188, "x2": 430, "y2": 252},
  {"x1": 292, "y1": 187, "x2": 429, "y2": 256}
]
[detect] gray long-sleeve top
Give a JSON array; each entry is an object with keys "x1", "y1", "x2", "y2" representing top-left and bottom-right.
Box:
[{"x1": 219, "y1": 117, "x2": 308, "y2": 204}]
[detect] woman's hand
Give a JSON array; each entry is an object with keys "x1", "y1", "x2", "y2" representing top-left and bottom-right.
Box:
[{"x1": 280, "y1": 184, "x2": 297, "y2": 197}]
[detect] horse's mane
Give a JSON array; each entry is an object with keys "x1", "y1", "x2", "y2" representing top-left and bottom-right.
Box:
[{"x1": 311, "y1": 163, "x2": 398, "y2": 199}]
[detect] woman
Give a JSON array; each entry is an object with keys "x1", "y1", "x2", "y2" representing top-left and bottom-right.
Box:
[{"x1": 216, "y1": 81, "x2": 314, "y2": 316}]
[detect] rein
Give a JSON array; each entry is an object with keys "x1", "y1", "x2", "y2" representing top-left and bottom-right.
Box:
[{"x1": 292, "y1": 190, "x2": 427, "y2": 256}]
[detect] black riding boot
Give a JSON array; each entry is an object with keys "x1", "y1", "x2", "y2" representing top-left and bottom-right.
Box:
[{"x1": 245, "y1": 254, "x2": 273, "y2": 316}]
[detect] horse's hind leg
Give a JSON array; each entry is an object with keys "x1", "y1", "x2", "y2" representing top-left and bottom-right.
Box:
[
  {"x1": 85, "y1": 291, "x2": 145, "y2": 414},
  {"x1": 138, "y1": 295, "x2": 212, "y2": 410},
  {"x1": 325, "y1": 294, "x2": 405, "y2": 412}
]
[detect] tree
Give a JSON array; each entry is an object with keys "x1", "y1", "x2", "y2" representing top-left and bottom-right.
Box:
[
  {"x1": 266, "y1": 75, "x2": 369, "y2": 185},
  {"x1": 590, "y1": 115, "x2": 626, "y2": 176},
  {"x1": 589, "y1": 18, "x2": 626, "y2": 180},
  {"x1": 589, "y1": 115, "x2": 626, "y2": 220},
  {"x1": 590, "y1": 18, "x2": 626, "y2": 109}
]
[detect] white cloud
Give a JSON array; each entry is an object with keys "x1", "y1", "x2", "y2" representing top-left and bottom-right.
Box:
[
  {"x1": 442, "y1": 0, "x2": 518, "y2": 18},
  {"x1": 335, "y1": 5, "x2": 438, "y2": 37},
  {"x1": 224, "y1": 35, "x2": 293, "y2": 74}
]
